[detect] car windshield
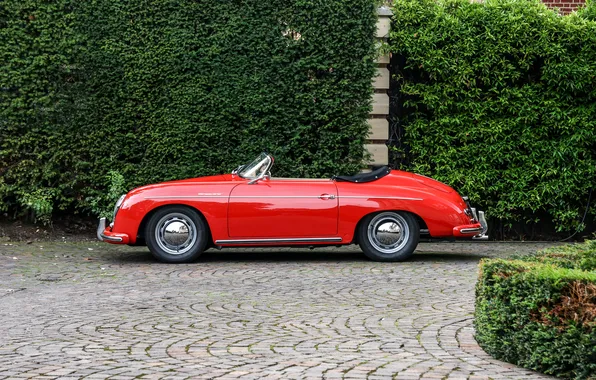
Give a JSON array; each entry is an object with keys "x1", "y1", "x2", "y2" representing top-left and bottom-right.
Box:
[{"x1": 238, "y1": 153, "x2": 271, "y2": 179}]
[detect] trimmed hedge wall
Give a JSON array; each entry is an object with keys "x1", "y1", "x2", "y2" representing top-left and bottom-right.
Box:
[
  {"x1": 1, "y1": 0, "x2": 377, "y2": 221},
  {"x1": 389, "y1": 0, "x2": 596, "y2": 233},
  {"x1": 475, "y1": 240, "x2": 596, "y2": 379}
]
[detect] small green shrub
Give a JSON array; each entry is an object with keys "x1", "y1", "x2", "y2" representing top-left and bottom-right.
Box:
[
  {"x1": 577, "y1": 0, "x2": 596, "y2": 21},
  {"x1": 86, "y1": 171, "x2": 127, "y2": 219},
  {"x1": 525, "y1": 240, "x2": 596, "y2": 272},
  {"x1": 18, "y1": 189, "x2": 55, "y2": 226},
  {"x1": 476, "y1": 241, "x2": 596, "y2": 379}
]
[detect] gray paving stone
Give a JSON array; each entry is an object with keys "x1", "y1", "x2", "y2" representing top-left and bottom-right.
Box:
[{"x1": 0, "y1": 242, "x2": 559, "y2": 379}]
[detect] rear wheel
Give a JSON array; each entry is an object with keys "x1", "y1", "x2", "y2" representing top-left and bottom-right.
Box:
[
  {"x1": 358, "y1": 211, "x2": 419, "y2": 262},
  {"x1": 145, "y1": 206, "x2": 208, "y2": 263}
]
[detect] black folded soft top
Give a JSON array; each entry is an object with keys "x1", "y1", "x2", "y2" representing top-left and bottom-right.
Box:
[{"x1": 333, "y1": 166, "x2": 391, "y2": 183}]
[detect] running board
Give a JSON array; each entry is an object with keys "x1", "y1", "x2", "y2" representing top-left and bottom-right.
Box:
[{"x1": 215, "y1": 237, "x2": 343, "y2": 245}]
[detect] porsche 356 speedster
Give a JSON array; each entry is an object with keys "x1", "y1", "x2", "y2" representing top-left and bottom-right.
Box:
[{"x1": 97, "y1": 153, "x2": 488, "y2": 263}]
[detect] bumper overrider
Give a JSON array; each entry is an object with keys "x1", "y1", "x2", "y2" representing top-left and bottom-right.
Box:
[
  {"x1": 452, "y1": 197, "x2": 489, "y2": 240},
  {"x1": 97, "y1": 217, "x2": 130, "y2": 244}
]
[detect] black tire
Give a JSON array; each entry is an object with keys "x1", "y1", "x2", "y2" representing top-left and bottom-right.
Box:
[
  {"x1": 145, "y1": 206, "x2": 208, "y2": 263},
  {"x1": 358, "y1": 211, "x2": 419, "y2": 262}
]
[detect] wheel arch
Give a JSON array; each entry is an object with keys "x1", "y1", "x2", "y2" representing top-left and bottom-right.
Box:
[
  {"x1": 136, "y1": 204, "x2": 213, "y2": 247},
  {"x1": 351, "y1": 210, "x2": 427, "y2": 244}
]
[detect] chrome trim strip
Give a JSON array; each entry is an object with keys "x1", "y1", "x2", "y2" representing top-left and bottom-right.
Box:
[
  {"x1": 100, "y1": 233, "x2": 124, "y2": 242},
  {"x1": 233, "y1": 196, "x2": 329, "y2": 198},
  {"x1": 145, "y1": 196, "x2": 228, "y2": 199},
  {"x1": 215, "y1": 237, "x2": 343, "y2": 244},
  {"x1": 146, "y1": 195, "x2": 335, "y2": 199},
  {"x1": 338, "y1": 196, "x2": 423, "y2": 201},
  {"x1": 146, "y1": 195, "x2": 422, "y2": 200},
  {"x1": 460, "y1": 227, "x2": 483, "y2": 234}
]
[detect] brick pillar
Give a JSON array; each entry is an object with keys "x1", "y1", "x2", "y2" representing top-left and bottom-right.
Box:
[{"x1": 365, "y1": 6, "x2": 392, "y2": 167}]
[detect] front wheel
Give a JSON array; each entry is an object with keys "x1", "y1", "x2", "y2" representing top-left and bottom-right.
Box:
[
  {"x1": 358, "y1": 211, "x2": 419, "y2": 262},
  {"x1": 145, "y1": 206, "x2": 208, "y2": 263}
]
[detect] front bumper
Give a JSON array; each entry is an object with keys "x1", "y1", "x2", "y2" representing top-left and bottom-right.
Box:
[
  {"x1": 97, "y1": 217, "x2": 130, "y2": 244},
  {"x1": 453, "y1": 208, "x2": 489, "y2": 240}
]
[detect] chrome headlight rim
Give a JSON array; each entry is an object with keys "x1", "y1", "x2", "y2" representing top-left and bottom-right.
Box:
[{"x1": 112, "y1": 194, "x2": 126, "y2": 221}]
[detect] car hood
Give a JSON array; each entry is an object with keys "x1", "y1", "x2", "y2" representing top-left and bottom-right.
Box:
[
  {"x1": 126, "y1": 174, "x2": 231, "y2": 197},
  {"x1": 155, "y1": 174, "x2": 230, "y2": 185}
]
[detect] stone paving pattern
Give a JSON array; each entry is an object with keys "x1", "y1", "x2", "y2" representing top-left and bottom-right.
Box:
[{"x1": 0, "y1": 241, "x2": 560, "y2": 379}]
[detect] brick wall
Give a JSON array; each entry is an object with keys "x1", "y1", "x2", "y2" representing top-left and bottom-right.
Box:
[{"x1": 542, "y1": 0, "x2": 585, "y2": 13}]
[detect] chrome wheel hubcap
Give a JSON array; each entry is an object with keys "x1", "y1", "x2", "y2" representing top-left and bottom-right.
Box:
[
  {"x1": 155, "y1": 213, "x2": 197, "y2": 255},
  {"x1": 367, "y1": 213, "x2": 409, "y2": 254}
]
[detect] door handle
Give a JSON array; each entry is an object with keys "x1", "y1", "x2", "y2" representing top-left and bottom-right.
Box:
[{"x1": 319, "y1": 193, "x2": 336, "y2": 200}]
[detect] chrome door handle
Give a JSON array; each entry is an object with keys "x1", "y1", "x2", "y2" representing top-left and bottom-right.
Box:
[{"x1": 319, "y1": 194, "x2": 336, "y2": 200}]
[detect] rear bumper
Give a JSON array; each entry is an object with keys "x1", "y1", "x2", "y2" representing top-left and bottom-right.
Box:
[
  {"x1": 453, "y1": 210, "x2": 488, "y2": 240},
  {"x1": 97, "y1": 217, "x2": 130, "y2": 244}
]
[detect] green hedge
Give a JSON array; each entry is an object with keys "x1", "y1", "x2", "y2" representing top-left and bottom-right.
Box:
[
  {"x1": 1, "y1": 0, "x2": 377, "y2": 221},
  {"x1": 389, "y1": 0, "x2": 596, "y2": 232},
  {"x1": 475, "y1": 240, "x2": 596, "y2": 379}
]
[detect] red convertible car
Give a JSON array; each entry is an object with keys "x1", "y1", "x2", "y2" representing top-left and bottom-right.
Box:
[{"x1": 97, "y1": 153, "x2": 487, "y2": 263}]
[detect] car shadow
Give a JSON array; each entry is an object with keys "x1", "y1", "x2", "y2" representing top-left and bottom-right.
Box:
[
  {"x1": 199, "y1": 249, "x2": 367, "y2": 262},
  {"x1": 108, "y1": 248, "x2": 487, "y2": 264}
]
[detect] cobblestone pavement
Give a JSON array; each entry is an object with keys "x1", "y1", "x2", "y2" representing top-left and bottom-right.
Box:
[{"x1": 0, "y1": 241, "x2": 561, "y2": 379}]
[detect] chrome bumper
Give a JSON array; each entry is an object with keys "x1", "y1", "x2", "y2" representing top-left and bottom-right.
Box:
[
  {"x1": 97, "y1": 217, "x2": 123, "y2": 242},
  {"x1": 471, "y1": 209, "x2": 488, "y2": 240}
]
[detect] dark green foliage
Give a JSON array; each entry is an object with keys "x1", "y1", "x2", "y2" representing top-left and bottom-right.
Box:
[
  {"x1": 389, "y1": 0, "x2": 596, "y2": 232},
  {"x1": 476, "y1": 241, "x2": 596, "y2": 379},
  {"x1": 578, "y1": 0, "x2": 596, "y2": 20},
  {"x1": 524, "y1": 240, "x2": 596, "y2": 271},
  {"x1": 0, "y1": 0, "x2": 83, "y2": 222},
  {"x1": 1, "y1": 0, "x2": 377, "y2": 220}
]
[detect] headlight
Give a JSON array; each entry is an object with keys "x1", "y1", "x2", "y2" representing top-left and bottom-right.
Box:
[{"x1": 112, "y1": 194, "x2": 126, "y2": 221}]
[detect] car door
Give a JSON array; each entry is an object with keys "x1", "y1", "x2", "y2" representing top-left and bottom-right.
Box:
[{"x1": 227, "y1": 179, "x2": 338, "y2": 238}]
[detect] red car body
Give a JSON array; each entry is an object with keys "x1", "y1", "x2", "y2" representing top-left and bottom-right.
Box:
[{"x1": 98, "y1": 167, "x2": 487, "y2": 248}]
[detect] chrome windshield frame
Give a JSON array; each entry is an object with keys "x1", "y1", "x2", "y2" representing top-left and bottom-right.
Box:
[{"x1": 236, "y1": 153, "x2": 274, "y2": 180}]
